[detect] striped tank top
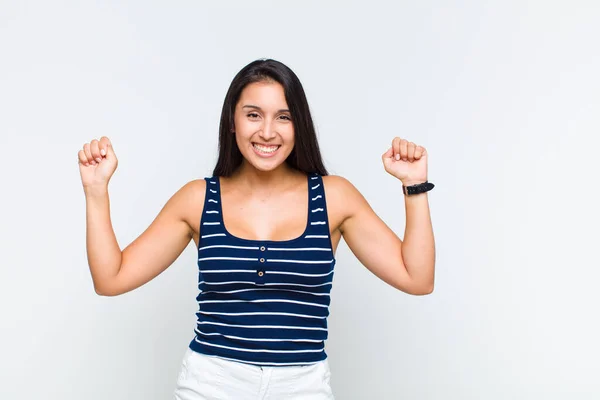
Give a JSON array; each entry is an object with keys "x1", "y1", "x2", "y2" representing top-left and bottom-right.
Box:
[{"x1": 188, "y1": 173, "x2": 336, "y2": 366}]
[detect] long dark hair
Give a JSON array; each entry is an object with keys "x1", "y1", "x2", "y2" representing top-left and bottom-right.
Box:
[{"x1": 212, "y1": 59, "x2": 328, "y2": 177}]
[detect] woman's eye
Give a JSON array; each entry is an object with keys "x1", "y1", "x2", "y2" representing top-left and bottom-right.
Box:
[
  {"x1": 247, "y1": 113, "x2": 259, "y2": 118},
  {"x1": 280, "y1": 115, "x2": 292, "y2": 121}
]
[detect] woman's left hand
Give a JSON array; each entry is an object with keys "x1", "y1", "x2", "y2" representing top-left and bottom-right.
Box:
[{"x1": 381, "y1": 137, "x2": 428, "y2": 185}]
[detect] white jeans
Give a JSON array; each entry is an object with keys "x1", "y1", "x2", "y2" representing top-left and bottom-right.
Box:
[{"x1": 174, "y1": 348, "x2": 334, "y2": 399}]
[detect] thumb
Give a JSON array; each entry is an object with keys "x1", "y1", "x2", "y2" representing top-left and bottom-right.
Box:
[
  {"x1": 381, "y1": 146, "x2": 393, "y2": 160},
  {"x1": 104, "y1": 142, "x2": 116, "y2": 160}
]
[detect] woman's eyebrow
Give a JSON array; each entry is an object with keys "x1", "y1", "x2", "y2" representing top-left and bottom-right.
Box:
[{"x1": 242, "y1": 104, "x2": 290, "y2": 113}]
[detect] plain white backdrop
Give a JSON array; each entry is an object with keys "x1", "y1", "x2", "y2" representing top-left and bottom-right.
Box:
[{"x1": 1, "y1": 1, "x2": 599, "y2": 399}]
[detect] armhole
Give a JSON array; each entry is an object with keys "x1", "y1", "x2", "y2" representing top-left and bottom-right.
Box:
[
  {"x1": 197, "y1": 177, "x2": 212, "y2": 251},
  {"x1": 319, "y1": 175, "x2": 337, "y2": 263}
]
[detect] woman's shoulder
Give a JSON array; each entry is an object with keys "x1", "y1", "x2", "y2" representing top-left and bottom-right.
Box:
[
  {"x1": 321, "y1": 174, "x2": 365, "y2": 215},
  {"x1": 322, "y1": 174, "x2": 359, "y2": 197},
  {"x1": 166, "y1": 178, "x2": 207, "y2": 215},
  {"x1": 177, "y1": 178, "x2": 207, "y2": 197},
  {"x1": 163, "y1": 178, "x2": 208, "y2": 234}
]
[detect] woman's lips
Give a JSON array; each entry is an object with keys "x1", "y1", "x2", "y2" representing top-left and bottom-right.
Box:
[{"x1": 252, "y1": 143, "x2": 281, "y2": 158}]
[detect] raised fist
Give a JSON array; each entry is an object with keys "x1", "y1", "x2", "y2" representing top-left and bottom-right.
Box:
[
  {"x1": 78, "y1": 136, "x2": 118, "y2": 190},
  {"x1": 381, "y1": 137, "x2": 428, "y2": 185}
]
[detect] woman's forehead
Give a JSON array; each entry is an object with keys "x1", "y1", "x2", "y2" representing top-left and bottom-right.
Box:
[{"x1": 238, "y1": 81, "x2": 288, "y2": 110}]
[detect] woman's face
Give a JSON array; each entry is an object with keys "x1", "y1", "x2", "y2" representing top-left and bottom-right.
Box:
[{"x1": 233, "y1": 81, "x2": 295, "y2": 172}]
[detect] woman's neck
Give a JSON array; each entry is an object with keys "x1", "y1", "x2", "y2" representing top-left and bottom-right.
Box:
[{"x1": 229, "y1": 161, "x2": 305, "y2": 193}]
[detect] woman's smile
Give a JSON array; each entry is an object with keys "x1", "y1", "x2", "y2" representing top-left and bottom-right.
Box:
[{"x1": 252, "y1": 142, "x2": 281, "y2": 157}]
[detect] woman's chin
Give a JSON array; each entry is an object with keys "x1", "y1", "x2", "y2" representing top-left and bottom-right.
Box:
[{"x1": 251, "y1": 160, "x2": 284, "y2": 172}]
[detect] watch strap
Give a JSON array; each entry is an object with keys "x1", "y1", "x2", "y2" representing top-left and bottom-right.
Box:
[{"x1": 402, "y1": 181, "x2": 435, "y2": 195}]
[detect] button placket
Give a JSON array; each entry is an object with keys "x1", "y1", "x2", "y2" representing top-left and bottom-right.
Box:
[{"x1": 257, "y1": 245, "x2": 267, "y2": 284}]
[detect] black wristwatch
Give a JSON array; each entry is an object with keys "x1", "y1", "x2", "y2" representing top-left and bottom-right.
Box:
[{"x1": 402, "y1": 181, "x2": 435, "y2": 196}]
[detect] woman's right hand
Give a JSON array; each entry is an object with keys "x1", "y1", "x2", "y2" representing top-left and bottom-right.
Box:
[{"x1": 78, "y1": 136, "x2": 118, "y2": 192}]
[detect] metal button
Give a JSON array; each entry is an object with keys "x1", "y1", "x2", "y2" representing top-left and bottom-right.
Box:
[
  {"x1": 259, "y1": 258, "x2": 265, "y2": 263},
  {"x1": 257, "y1": 271, "x2": 264, "y2": 277},
  {"x1": 260, "y1": 246, "x2": 266, "y2": 251}
]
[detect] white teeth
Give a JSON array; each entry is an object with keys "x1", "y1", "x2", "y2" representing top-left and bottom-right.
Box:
[{"x1": 253, "y1": 144, "x2": 279, "y2": 153}]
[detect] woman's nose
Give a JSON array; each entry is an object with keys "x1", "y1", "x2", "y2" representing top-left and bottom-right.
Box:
[{"x1": 259, "y1": 122, "x2": 277, "y2": 140}]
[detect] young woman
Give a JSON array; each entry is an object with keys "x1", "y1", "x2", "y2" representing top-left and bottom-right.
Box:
[{"x1": 78, "y1": 59, "x2": 435, "y2": 399}]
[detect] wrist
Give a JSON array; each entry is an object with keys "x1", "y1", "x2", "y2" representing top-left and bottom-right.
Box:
[
  {"x1": 401, "y1": 180, "x2": 434, "y2": 196},
  {"x1": 84, "y1": 185, "x2": 109, "y2": 198}
]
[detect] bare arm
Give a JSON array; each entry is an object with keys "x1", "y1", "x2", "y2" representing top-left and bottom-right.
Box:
[
  {"x1": 87, "y1": 181, "x2": 201, "y2": 296},
  {"x1": 85, "y1": 187, "x2": 122, "y2": 295},
  {"x1": 326, "y1": 175, "x2": 435, "y2": 295},
  {"x1": 400, "y1": 193, "x2": 435, "y2": 292},
  {"x1": 78, "y1": 136, "x2": 203, "y2": 296}
]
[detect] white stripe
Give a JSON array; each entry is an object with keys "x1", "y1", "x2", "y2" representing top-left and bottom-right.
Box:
[
  {"x1": 198, "y1": 280, "x2": 331, "y2": 290},
  {"x1": 311, "y1": 184, "x2": 321, "y2": 190},
  {"x1": 198, "y1": 311, "x2": 326, "y2": 319},
  {"x1": 264, "y1": 282, "x2": 333, "y2": 289},
  {"x1": 197, "y1": 320, "x2": 327, "y2": 331},
  {"x1": 209, "y1": 181, "x2": 216, "y2": 184},
  {"x1": 194, "y1": 338, "x2": 324, "y2": 354},
  {"x1": 198, "y1": 298, "x2": 328, "y2": 308},
  {"x1": 208, "y1": 199, "x2": 218, "y2": 203},
  {"x1": 311, "y1": 208, "x2": 324, "y2": 213},
  {"x1": 267, "y1": 247, "x2": 330, "y2": 252},
  {"x1": 311, "y1": 221, "x2": 326, "y2": 225},
  {"x1": 266, "y1": 259, "x2": 333, "y2": 264},
  {"x1": 311, "y1": 176, "x2": 318, "y2": 180},
  {"x1": 199, "y1": 288, "x2": 330, "y2": 296},
  {"x1": 194, "y1": 329, "x2": 323, "y2": 343},
  {"x1": 198, "y1": 280, "x2": 256, "y2": 286},
  {"x1": 305, "y1": 235, "x2": 328, "y2": 239},
  {"x1": 312, "y1": 195, "x2": 322, "y2": 201},
  {"x1": 210, "y1": 189, "x2": 217, "y2": 193},
  {"x1": 267, "y1": 270, "x2": 334, "y2": 277},
  {"x1": 205, "y1": 210, "x2": 219, "y2": 214},
  {"x1": 199, "y1": 245, "x2": 259, "y2": 251},
  {"x1": 201, "y1": 233, "x2": 226, "y2": 239},
  {"x1": 199, "y1": 262, "x2": 257, "y2": 266},
  {"x1": 203, "y1": 222, "x2": 221, "y2": 226}
]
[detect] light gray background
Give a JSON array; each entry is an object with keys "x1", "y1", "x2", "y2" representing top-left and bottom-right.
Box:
[{"x1": 1, "y1": 1, "x2": 599, "y2": 399}]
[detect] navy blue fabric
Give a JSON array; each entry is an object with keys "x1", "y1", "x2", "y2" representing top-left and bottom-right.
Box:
[{"x1": 188, "y1": 173, "x2": 337, "y2": 366}]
